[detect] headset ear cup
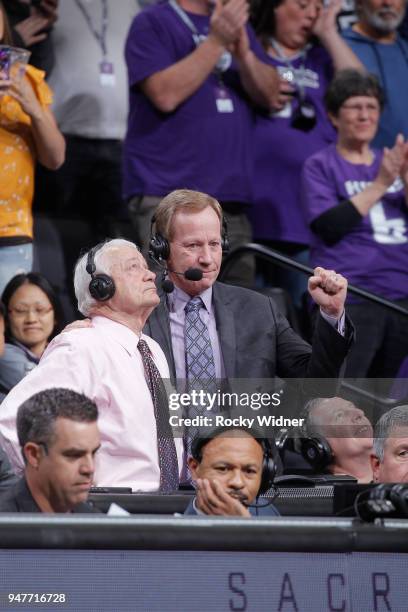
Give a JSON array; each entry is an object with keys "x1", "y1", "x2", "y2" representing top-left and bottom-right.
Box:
[
  {"x1": 259, "y1": 456, "x2": 277, "y2": 495},
  {"x1": 259, "y1": 440, "x2": 277, "y2": 495},
  {"x1": 89, "y1": 274, "x2": 116, "y2": 301},
  {"x1": 301, "y1": 436, "x2": 333, "y2": 472},
  {"x1": 149, "y1": 232, "x2": 170, "y2": 262}
]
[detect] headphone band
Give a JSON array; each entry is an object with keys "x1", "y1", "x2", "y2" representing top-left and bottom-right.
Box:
[{"x1": 149, "y1": 211, "x2": 229, "y2": 262}]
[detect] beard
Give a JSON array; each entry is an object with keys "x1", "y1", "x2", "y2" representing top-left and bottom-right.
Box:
[{"x1": 362, "y1": 5, "x2": 405, "y2": 33}]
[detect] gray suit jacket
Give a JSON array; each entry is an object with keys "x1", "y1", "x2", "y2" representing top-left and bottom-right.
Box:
[{"x1": 144, "y1": 282, "x2": 352, "y2": 384}]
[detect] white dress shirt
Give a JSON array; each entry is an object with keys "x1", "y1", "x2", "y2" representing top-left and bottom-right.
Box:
[{"x1": 0, "y1": 316, "x2": 184, "y2": 492}]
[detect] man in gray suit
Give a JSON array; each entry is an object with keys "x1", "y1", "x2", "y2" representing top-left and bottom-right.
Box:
[{"x1": 145, "y1": 189, "x2": 352, "y2": 387}]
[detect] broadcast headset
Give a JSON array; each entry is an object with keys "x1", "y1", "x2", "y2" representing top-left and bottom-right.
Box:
[
  {"x1": 299, "y1": 434, "x2": 334, "y2": 473},
  {"x1": 190, "y1": 425, "x2": 277, "y2": 496},
  {"x1": 149, "y1": 214, "x2": 230, "y2": 263},
  {"x1": 86, "y1": 241, "x2": 116, "y2": 302}
]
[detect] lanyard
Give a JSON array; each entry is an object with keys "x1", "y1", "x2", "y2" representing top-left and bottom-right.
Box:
[
  {"x1": 74, "y1": 0, "x2": 109, "y2": 58},
  {"x1": 168, "y1": 0, "x2": 202, "y2": 47},
  {"x1": 269, "y1": 38, "x2": 311, "y2": 101}
]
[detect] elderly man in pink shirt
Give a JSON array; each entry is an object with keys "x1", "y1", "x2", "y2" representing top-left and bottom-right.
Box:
[{"x1": 0, "y1": 239, "x2": 183, "y2": 492}]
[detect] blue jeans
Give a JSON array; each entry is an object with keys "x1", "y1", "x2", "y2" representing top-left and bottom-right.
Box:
[{"x1": 0, "y1": 244, "x2": 33, "y2": 295}]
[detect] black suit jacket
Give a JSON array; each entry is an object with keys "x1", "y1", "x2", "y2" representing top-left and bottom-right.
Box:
[
  {"x1": 144, "y1": 282, "x2": 353, "y2": 384},
  {"x1": 0, "y1": 477, "x2": 99, "y2": 513}
]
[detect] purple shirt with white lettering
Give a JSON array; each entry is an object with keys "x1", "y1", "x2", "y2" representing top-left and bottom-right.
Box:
[
  {"x1": 301, "y1": 144, "x2": 408, "y2": 300},
  {"x1": 124, "y1": 1, "x2": 268, "y2": 203},
  {"x1": 250, "y1": 44, "x2": 336, "y2": 245}
]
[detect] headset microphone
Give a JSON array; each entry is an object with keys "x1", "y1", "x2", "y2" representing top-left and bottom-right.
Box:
[
  {"x1": 161, "y1": 274, "x2": 175, "y2": 294},
  {"x1": 160, "y1": 267, "x2": 204, "y2": 293},
  {"x1": 150, "y1": 253, "x2": 204, "y2": 293},
  {"x1": 183, "y1": 268, "x2": 203, "y2": 281}
]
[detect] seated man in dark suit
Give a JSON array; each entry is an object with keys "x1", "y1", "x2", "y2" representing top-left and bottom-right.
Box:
[
  {"x1": 0, "y1": 388, "x2": 100, "y2": 513},
  {"x1": 185, "y1": 426, "x2": 279, "y2": 517}
]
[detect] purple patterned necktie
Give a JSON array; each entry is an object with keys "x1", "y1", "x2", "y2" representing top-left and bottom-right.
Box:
[
  {"x1": 184, "y1": 297, "x2": 216, "y2": 457},
  {"x1": 138, "y1": 338, "x2": 179, "y2": 492},
  {"x1": 185, "y1": 297, "x2": 216, "y2": 388}
]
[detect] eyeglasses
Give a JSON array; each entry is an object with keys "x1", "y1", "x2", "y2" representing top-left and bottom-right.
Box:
[
  {"x1": 8, "y1": 305, "x2": 53, "y2": 318},
  {"x1": 341, "y1": 103, "x2": 380, "y2": 114}
]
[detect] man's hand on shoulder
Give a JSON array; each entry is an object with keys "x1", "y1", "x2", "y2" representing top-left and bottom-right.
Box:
[
  {"x1": 62, "y1": 319, "x2": 92, "y2": 334},
  {"x1": 195, "y1": 478, "x2": 251, "y2": 517},
  {"x1": 308, "y1": 267, "x2": 347, "y2": 320}
]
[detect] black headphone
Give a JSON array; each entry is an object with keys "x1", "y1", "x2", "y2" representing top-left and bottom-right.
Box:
[
  {"x1": 300, "y1": 435, "x2": 334, "y2": 473},
  {"x1": 356, "y1": 484, "x2": 408, "y2": 521},
  {"x1": 149, "y1": 213, "x2": 230, "y2": 262},
  {"x1": 86, "y1": 242, "x2": 116, "y2": 302},
  {"x1": 275, "y1": 430, "x2": 291, "y2": 456},
  {"x1": 190, "y1": 427, "x2": 277, "y2": 495}
]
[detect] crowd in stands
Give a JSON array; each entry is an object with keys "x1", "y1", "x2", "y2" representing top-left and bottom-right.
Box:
[
  {"x1": 250, "y1": 0, "x2": 361, "y2": 304},
  {"x1": 0, "y1": 0, "x2": 406, "y2": 513}
]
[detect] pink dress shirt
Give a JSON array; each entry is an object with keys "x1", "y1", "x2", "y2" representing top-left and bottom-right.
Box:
[{"x1": 0, "y1": 316, "x2": 184, "y2": 491}]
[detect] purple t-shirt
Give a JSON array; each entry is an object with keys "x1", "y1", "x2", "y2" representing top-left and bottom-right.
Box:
[
  {"x1": 250, "y1": 45, "x2": 335, "y2": 245},
  {"x1": 302, "y1": 144, "x2": 408, "y2": 300},
  {"x1": 123, "y1": 1, "x2": 267, "y2": 202}
]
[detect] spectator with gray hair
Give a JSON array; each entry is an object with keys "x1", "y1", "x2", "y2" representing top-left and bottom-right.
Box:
[
  {"x1": 0, "y1": 388, "x2": 100, "y2": 512},
  {"x1": 372, "y1": 405, "x2": 408, "y2": 483},
  {"x1": 342, "y1": 0, "x2": 408, "y2": 148},
  {"x1": 301, "y1": 396, "x2": 373, "y2": 482},
  {"x1": 0, "y1": 239, "x2": 184, "y2": 492}
]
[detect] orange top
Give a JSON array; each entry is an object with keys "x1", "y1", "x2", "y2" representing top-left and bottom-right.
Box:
[{"x1": 0, "y1": 65, "x2": 53, "y2": 240}]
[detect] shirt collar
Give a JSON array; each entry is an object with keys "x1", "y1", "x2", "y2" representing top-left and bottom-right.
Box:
[
  {"x1": 167, "y1": 286, "x2": 213, "y2": 315},
  {"x1": 91, "y1": 316, "x2": 142, "y2": 355}
]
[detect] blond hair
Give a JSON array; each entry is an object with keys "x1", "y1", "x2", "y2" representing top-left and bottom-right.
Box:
[{"x1": 155, "y1": 189, "x2": 222, "y2": 240}]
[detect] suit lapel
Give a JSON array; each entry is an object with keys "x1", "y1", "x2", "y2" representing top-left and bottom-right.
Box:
[
  {"x1": 213, "y1": 283, "x2": 236, "y2": 379},
  {"x1": 148, "y1": 295, "x2": 177, "y2": 382}
]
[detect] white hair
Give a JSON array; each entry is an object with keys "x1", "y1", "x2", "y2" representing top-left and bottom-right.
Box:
[
  {"x1": 74, "y1": 239, "x2": 139, "y2": 316},
  {"x1": 373, "y1": 405, "x2": 408, "y2": 462}
]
